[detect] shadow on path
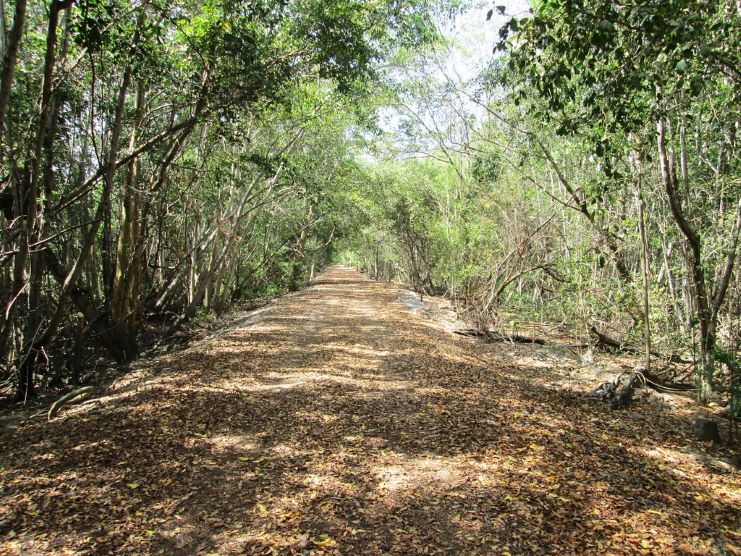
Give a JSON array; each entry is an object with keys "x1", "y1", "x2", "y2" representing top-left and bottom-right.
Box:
[{"x1": 1, "y1": 266, "x2": 739, "y2": 555}]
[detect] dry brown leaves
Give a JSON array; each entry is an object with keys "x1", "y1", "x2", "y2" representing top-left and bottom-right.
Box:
[{"x1": 1, "y1": 266, "x2": 739, "y2": 555}]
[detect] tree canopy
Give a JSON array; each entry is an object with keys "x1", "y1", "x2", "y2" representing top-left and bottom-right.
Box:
[{"x1": 0, "y1": 0, "x2": 739, "y2": 418}]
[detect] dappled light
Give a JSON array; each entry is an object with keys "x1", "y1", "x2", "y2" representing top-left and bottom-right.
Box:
[
  {"x1": 0, "y1": 0, "x2": 738, "y2": 553},
  {"x1": 2, "y1": 267, "x2": 738, "y2": 554}
]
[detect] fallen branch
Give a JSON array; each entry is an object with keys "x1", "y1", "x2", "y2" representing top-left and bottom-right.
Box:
[
  {"x1": 589, "y1": 325, "x2": 624, "y2": 351},
  {"x1": 588, "y1": 366, "x2": 695, "y2": 409},
  {"x1": 48, "y1": 386, "x2": 93, "y2": 420},
  {"x1": 639, "y1": 368, "x2": 695, "y2": 392},
  {"x1": 454, "y1": 329, "x2": 547, "y2": 345},
  {"x1": 589, "y1": 325, "x2": 692, "y2": 364}
]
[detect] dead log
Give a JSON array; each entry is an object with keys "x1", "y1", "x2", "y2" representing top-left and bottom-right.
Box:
[
  {"x1": 589, "y1": 325, "x2": 624, "y2": 351},
  {"x1": 639, "y1": 367, "x2": 695, "y2": 392},
  {"x1": 588, "y1": 365, "x2": 696, "y2": 409},
  {"x1": 48, "y1": 386, "x2": 93, "y2": 420},
  {"x1": 454, "y1": 329, "x2": 547, "y2": 345},
  {"x1": 589, "y1": 325, "x2": 692, "y2": 364}
]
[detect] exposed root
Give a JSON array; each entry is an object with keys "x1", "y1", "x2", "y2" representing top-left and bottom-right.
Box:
[{"x1": 47, "y1": 386, "x2": 93, "y2": 420}]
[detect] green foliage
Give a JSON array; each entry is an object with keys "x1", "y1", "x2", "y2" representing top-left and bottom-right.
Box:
[
  {"x1": 337, "y1": 1, "x2": 739, "y2": 410},
  {"x1": 0, "y1": 0, "x2": 443, "y2": 395},
  {"x1": 0, "y1": 0, "x2": 738, "y2": 410},
  {"x1": 500, "y1": 0, "x2": 740, "y2": 161}
]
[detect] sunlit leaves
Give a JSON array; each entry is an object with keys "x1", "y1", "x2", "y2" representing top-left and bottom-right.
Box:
[{"x1": 500, "y1": 0, "x2": 740, "y2": 139}]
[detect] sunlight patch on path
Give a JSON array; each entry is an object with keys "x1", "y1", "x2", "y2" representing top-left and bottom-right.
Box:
[
  {"x1": 3, "y1": 265, "x2": 739, "y2": 555},
  {"x1": 374, "y1": 457, "x2": 468, "y2": 493}
]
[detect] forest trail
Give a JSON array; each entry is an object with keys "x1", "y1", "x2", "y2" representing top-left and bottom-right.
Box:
[{"x1": 1, "y1": 266, "x2": 739, "y2": 555}]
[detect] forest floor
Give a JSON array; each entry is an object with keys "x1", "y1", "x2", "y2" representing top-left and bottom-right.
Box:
[{"x1": 1, "y1": 266, "x2": 740, "y2": 555}]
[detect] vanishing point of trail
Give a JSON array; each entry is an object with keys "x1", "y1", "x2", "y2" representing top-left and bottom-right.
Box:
[{"x1": 1, "y1": 266, "x2": 739, "y2": 554}]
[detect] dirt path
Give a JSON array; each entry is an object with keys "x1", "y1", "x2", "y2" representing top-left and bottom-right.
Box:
[{"x1": 1, "y1": 266, "x2": 739, "y2": 555}]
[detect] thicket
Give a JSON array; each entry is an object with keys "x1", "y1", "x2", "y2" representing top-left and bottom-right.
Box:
[
  {"x1": 339, "y1": 0, "x2": 740, "y2": 408},
  {"x1": 2, "y1": 0, "x2": 738, "y2": 415},
  {"x1": 0, "y1": 0, "x2": 439, "y2": 400}
]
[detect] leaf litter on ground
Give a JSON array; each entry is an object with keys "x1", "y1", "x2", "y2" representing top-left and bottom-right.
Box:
[{"x1": 0, "y1": 266, "x2": 739, "y2": 555}]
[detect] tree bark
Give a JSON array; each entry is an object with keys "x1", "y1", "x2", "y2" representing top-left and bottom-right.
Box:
[
  {"x1": 109, "y1": 80, "x2": 146, "y2": 362},
  {"x1": 657, "y1": 105, "x2": 713, "y2": 401},
  {"x1": 0, "y1": 0, "x2": 27, "y2": 148},
  {"x1": 14, "y1": 0, "x2": 72, "y2": 399}
]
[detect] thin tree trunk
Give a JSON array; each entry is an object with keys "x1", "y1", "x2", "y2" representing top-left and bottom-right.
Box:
[
  {"x1": 636, "y1": 159, "x2": 651, "y2": 372},
  {"x1": 15, "y1": 0, "x2": 71, "y2": 399},
  {"x1": 109, "y1": 80, "x2": 146, "y2": 361},
  {"x1": 33, "y1": 66, "x2": 132, "y2": 363},
  {"x1": 657, "y1": 105, "x2": 713, "y2": 400},
  {"x1": 0, "y1": 0, "x2": 26, "y2": 149}
]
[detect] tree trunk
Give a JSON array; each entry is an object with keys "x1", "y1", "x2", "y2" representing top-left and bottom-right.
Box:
[
  {"x1": 35, "y1": 67, "x2": 132, "y2": 364},
  {"x1": 0, "y1": 0, "x2": 26, "y2": 147},
  {"x1": 109, "y1": 81, "x2": 146, "y2": 362},
  {"x1": 657, "y1": 106, "x2": 713, "y2": 400},
  {"x1": 632, "y1": 142, "x2": 651, "y2": 373},
  {"x1": 289, "y1": 204, "x2": 313, "y2": 292},
  {"x1": 15, "y1": 0, "x2": 69, "y2": 400}
]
